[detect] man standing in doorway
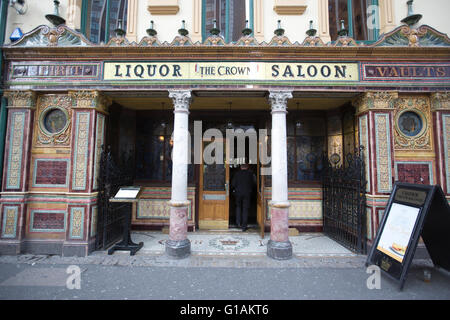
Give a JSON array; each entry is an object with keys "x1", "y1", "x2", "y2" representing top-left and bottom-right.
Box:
[{"x1": 231, "y1": 164, "x2": 256, "y2": 232}]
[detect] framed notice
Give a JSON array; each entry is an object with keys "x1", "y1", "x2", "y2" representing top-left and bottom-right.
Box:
[
  {"x1": 366, "y1": 182, "x2": 450, "y2": 290},
  {"x1": 376, "y1": 203, "x2": 420, "y2": 263},
  {"x1": 110, "y1": 186, "x2": 141, "y2": 202}
]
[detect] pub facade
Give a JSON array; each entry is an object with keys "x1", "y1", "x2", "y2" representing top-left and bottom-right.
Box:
[{"x1": 0, "y1": 0, "x2": 449, "y2": 258}]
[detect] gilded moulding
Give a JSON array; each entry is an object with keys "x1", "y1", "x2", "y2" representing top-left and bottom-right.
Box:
[
  {"x1": 393, "y1": 96, "x2": 432, "y2": 151},
  {"x1": 352, "y1": 91, "x2": 399, "y2": 115},
  {"x1": 4, "y1": 90, "x2": 37, "y2": 109},
  {"x1": 34, "y1": 95, "x2": 72, "y2": 147},
  {"x1": 431, "y1": 92, "x2": 450, "y2": 111},
  {"x1": 68, "y1": 90, "x2": 111, "y2": 114}
]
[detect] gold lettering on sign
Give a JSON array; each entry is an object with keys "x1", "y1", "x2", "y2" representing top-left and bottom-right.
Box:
[{"x1": 103, "y1": 62, "x2": 360, "y2": 82}]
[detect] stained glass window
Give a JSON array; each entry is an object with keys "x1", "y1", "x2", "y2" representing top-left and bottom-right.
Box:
[
  {"x1": 82, "y1": 0, "x2": 128, "y2": 44},
  {"x1": 329, "y1": 0, "x2": 379, "y2": 42},
  {"x1": 204, "y1": 0, "x2": 251, "y2": 42}
]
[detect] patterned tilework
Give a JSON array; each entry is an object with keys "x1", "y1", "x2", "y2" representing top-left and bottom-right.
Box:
[
  {"x1": 93, "y1": 114, "x2": 105, "y2": 190},
  {"x1": 375, "y1": 114, "x2": 392, "y2": 193},
  {"x1": 32, "y1": 159, "x2": 69, "y2": 187},
  {"x1": 366, "y1": 208, "x2": 373, "y2": 240},
  {"x1": 90, "y1": 206, "x2": 97, "y2": 237},
  {"x1": 135, "y1": 187, "x2": 195, "y2": 221},
  {"x1": 137, "y1": 199, "x2": 192, "y2": 219},
  {"x1": 1, "y1": 206, "x2": 19, "y2": 238},
  {"x1": 6, "y1": 112, "x2": 25, "y2": 189},
  {"x1": 395, "y1": 161, "x2": 433, "y2": 185},
  {"x1": 69, "y1": 207, "x2": 84, "y2": 239},
  {"x1": 30, "y1": 210, "x2": 66, "y2": 232},
  {"x1": 359, "y1": 115, "x2": 370, "y2": 192},
  {"x1": 72, "y1": 112, "x2": 90, "y2": 190},
  {"x1": 264, "y1": 188, "x2": 322, "y2": 224},
  {"x1": 443, "y1": 115, "x2": 450, "y2": 193},
  {"x1": 288, "y1": 200, "x2": 322, "y2": 220}
]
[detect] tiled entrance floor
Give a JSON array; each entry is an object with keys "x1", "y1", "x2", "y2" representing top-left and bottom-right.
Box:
[{"x1": 131, "y1": 230, "x2": 356, "y2": 257}]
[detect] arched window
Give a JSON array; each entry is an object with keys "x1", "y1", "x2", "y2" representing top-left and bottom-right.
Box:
[
  {"x1": 203, "y1": 0, "x2": 253, "y2": 43},
  {"x1": 329, "y1": 0, "x2": 379, "y2": 42},
  {"x1": 81, "y1": 0, "x2": 128, "y2": 44}
]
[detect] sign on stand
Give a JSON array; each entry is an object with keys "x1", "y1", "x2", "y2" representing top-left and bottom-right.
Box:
[{"x1": 366, "y1": 182, "x2": 450, "y2": 290}]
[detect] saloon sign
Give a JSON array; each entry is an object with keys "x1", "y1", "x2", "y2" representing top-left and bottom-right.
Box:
[{"x1": 103, "y1": 62, "x2": 360, "y2": 82}]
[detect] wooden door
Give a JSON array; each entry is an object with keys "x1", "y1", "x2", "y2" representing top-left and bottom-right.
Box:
[
  {"x1": 256, "y1": 142, "x2": 266, "y2": 238},
  {"x1": 199, "y1": 139, "x2": 229, "y2": 229}
]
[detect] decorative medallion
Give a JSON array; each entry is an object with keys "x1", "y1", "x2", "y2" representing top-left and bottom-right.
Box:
[
  {"x1": 397, "y1": 111, "x2": 423, "y2": 137},
  {"x1": 394, "y1": 97, "x2": 431, "y2": 151},
  {"x1": 41, "y1": 108, "x2": 68, "y2": 134},
  {"x1": 35, "y1": 95, "x2": 72, "y2": 147},
  {"x1": 208, "y1": 236, "x2": 250, "y2": 252}
]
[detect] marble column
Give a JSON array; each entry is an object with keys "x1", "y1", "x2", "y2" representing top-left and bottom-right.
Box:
[
  {"x1": 267, "y1": 90, "x2": 293, "y2": 260},
  {"x1": 165, "y1": 90, "x2": 191, "y2": 258}
]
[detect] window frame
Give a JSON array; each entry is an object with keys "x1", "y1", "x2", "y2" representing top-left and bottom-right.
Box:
[
  {"x1": 201, "y1": 0, "x2": 254, "y2": 43},
  {"x1": 331, "y1": 0, "x2": 380, "y2": 44},
  {"x1": 81, "y1": 0, "x2": 128, "y2": 44}
]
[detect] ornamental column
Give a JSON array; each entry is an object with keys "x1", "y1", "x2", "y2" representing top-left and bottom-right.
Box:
[
  {"x1": 166, "y1": 90, "x2": 191, "y2": 259},
  {"x1": 0, "y1": 90, "x2": 36, "y2": 255},
  {"x1": 267, "y1": 90, "x2": 293, "y2": 260}
]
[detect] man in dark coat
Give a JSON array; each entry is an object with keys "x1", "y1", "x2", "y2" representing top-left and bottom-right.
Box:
[{"x1": 231, "y1": 164, "x2": 256, "y2": 231}]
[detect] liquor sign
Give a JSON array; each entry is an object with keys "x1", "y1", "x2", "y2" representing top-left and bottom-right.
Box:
[
  {"x1": 366, "y1": 182, "x2": 450, "y2": 290},
  {"x1": 103, "y1": 62, "x2": 360, "y2": 83}
]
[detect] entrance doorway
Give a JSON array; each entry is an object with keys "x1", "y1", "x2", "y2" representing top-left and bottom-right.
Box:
[{"x1": 198, "y1": 123, "x2": 265, "y2": 236}]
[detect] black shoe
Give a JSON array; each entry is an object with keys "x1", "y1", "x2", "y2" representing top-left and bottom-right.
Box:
[{"x1": 242, "y1": 227, "x2": 247, "y2": 232}]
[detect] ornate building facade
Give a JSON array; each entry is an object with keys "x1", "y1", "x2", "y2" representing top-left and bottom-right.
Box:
[{"x1": 0, "y1": 0, "x2": 449, "y2": 258}]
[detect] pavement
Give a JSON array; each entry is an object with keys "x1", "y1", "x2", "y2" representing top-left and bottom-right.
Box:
[{"x1": 0, "y1": 231, "x2": 449, "y2": 302}]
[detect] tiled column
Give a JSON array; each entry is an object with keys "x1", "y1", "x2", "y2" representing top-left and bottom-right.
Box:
[
  {"x1": 0, "y1": 90, "x2": 36, "y2": 255},
  {"x1": 68, "y1": 90, "x2": 110, "y2": 256},
  {"x1": 431, "y1": 92, "x2": 450, "y2": 194},
  {"x1": 353, "y1": 91, "x2": 397, "y2": 242},
  {"x1": 166, "y1": 90, "x2": 191, "y2": 258},
  {"x1": 267, "y1": 90, "x2": 292, "y2": 260}
]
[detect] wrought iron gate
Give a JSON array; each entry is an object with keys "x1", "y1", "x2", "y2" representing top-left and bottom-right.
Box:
[
  {"x1": 322, "y1": 146, "x2": 367, "y2": 254},
  {"x1": 96, "y1": 146, "x2": 134, "y2": 250}
]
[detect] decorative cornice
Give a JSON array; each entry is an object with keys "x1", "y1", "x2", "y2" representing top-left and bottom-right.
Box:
[
  {"x1": 353, "y1": 91, "x2": 399, "y2": 115},
  {"x1": 9, "y1": 25, "x2": 92, "y2": 47},
  {"x1": 373, "y1": 24, "x2": 450, "y2": 47},
  {"x1": 268, "y1": 91, "x2": 293, "y2": 114},
  {"x1": 5, "y1": 23, "x2": 450, "y2": 49},
  {"x1": 301, "y1": 36, "x2": 326, "y2": 47},
  {"x1": 431, "y1": 92, "x2": 450, "y2": 111},
  {"x1": 4, "y1": 90, "x2": 37, "y2": 109},
  {"x1": 68, "y1": 90, "x2": 111, "y2": 113},
  {"x1": 168, "y1": 90, "x2": 191, "y2": 113},
  {"x1": 267, "y1": 35, "x2": 293, "y2": 46}
]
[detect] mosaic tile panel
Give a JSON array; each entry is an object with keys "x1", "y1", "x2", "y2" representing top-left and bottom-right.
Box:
[
  {"x1": 359, "y1": 115, "x2": 370, "y2": 192},
  {"x1": 30, "y1": 210, "x2": 66, "y2": 232},
  {"x1": 69, "y1": 207, "x2": 84, "y2": 239},
  {"x1": 6, "y1": 111, "x2": 25, "y2": 189},
  {"x1": 33, "y1": 159, "x2": 69, "y2": 187},
  {"x1": 1, "y1": 206, "x2": 19, "y2": 238},
  {"x1": 72, "y1": 112, "x2": 90, "y2": 190},
  {"x1": 137, "y1": 199, "x2": 192, "y2": 220},
  {"x1": 90, "y1": 206, "x2": 97, "y2": 237},
  {"x1": 443, "y1": 115, "x2": 450, "y2": 193},
  {"x1": 395, "y1": 161, "x2": 433, "y2": 185},
  {"x1": 93, "y1": 114, "x2": 105, "y2": 190},
  {"x1": 374, "y1": 113, "x2": 392, "y2": 193},
  {"x1": 366, "y1": 208, "x2": 373, "y2": 240},
  {"x1": 288, "y1": 200, "x2": 322, "y2": 220}
]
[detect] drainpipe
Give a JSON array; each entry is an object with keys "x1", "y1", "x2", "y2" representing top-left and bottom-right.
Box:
[{"x1": 0, "y1": 0, "x2": 8, "y2": 190}]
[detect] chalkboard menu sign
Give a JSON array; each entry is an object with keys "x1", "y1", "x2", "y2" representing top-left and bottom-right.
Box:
[{"x1": 366, "y1": 182, "x2": 450, "y2": 290}]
